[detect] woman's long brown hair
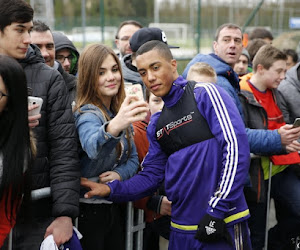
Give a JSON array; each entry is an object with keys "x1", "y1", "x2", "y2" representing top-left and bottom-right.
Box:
[{"x1": 76, "y1": 44, "x2": 131, "y2": 162}]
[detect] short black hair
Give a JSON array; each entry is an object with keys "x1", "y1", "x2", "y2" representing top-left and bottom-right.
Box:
[
  {"x1": 32, "y1": 20, "x2": 51, "y2": 33},
  {"x1": 283, "y1": 49, "x2": 299, "y2": 64},
  {"x1": 136, "y1": 40, "x2": 173, "y2": 61},
  {"x1": 249, "y1": 28, "x2": 273, "y2": 41},
  {"x1": 0, "y1": 0, "x2": 33, "y2": 32}
]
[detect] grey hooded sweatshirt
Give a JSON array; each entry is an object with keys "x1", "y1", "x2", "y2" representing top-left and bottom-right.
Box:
[
  {"x1": 278, "y1": 62, "x2": 300, "y2": 124},
  {"x1": 121, "y1": 54, "x2": 146, "y2": 98}
]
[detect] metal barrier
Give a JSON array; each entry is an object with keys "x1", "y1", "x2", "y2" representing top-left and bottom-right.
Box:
[
  {"x1": 250, "y1": 154, "x2": 272, "y2": 250},
  {"x1": 295, "y1": 236, "x2": 300, "y2": 250},
  {"x1": 125, "y1": 202, "x2": 145, "y2": 250},
  {"x1": 7, "y1": 187, "x2": 145, "y2": 250},
  {"x1": 264, "y1": 160, "x2": 273, "y2": 250},
  {"x1": 7, "y1": 187, "x2": 52, "y2": 250},
  {"x1": 250, "y1": 155, "x2": 300, "y2": 250},
  {"x1": 10, "y1": 156, "x2": 293, "y2": 249}
]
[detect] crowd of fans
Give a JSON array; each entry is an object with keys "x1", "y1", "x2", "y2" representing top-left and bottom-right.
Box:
[{"x1": 1, "y1": 0, "x2": 300, "y2": 250}]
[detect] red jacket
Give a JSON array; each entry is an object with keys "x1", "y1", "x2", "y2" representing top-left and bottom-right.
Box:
[
  {"x1": 0, "y1": 191, "x2": 17, "y2": 247},
  {"x1": 132, "y1": 119, "x2": 162, "y2": 222}
]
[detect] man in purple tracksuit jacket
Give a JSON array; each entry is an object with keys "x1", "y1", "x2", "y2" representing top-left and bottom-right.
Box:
[{"x1": 81, "y1": 41, "x2": 251, "y2": 249}]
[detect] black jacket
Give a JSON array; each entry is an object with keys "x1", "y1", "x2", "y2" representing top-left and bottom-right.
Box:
[
  {"x1": 56, "y1": 61, "x2": 77, "y2": 105},
  {"x1": 19, "y1": 44, "x2": 80, "y2": 219}
]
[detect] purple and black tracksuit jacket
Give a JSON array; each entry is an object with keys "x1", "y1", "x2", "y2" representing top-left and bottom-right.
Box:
[{"x1": 108, "y1": 76, "x2": 250, "y2": 232}]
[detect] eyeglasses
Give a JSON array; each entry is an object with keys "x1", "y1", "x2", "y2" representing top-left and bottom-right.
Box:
[
  {"x1": 0, "y1": 91, "x2": 8, "y2": 100},
  {"x1": 56, "y1": 54, "x2": 74, "y2": 63}
]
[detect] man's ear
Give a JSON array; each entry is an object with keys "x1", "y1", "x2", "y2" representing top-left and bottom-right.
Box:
[
  {"x1": 115, "y1": 39, "x2": 119, "y2": 49},
  {"x1": 213, "y1": 41, "x2": 218, "y2": 54},
  {"x1": 256, "y1": 64, "x2": 265, "y2": 74},
  {"x1": 171, "y1": 59, "x2": 177, "y2": 73}
]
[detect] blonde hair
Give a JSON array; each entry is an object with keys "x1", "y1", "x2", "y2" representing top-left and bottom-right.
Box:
[
  {"x1": 76, "y1": 43, "x2": 131, "y2": 159},
  {"x1": 186, "y1": 62, "x2": 217, "y2": 83}
]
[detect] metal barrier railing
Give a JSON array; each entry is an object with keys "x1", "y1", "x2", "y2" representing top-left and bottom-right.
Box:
[
  {"x1": 265, "y1": 159, "x2": 272, "y2": 250},
  {"x1": 125, "y1": 202, "x2": 145, "y2": 250},
  {"x1": 12, "y1": 155, "x2": 294, "y2": 249},
  {"x1": 250, "y1": 154, "x2": 272, "y2": 250},
  {"x1": 250, "y1": 155, "x2": 300, "y2": 250},
  {"x1": 7, "y1": 188, "x2": 145, "y2": 250},
  {"x1": 7, "y1": 187, "x2": 52, "y2": 250}
]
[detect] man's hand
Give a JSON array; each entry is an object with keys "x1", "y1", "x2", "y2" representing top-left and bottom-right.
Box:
[
  {"x1": 194, "y1": 214, "x2": 232, "y2": 245},
  {"x1": 159, "y1": 196, "x2": 172, "y2": 216},
  {"x1": 80, "y1": 177, "x2": 111, "y2": 198},
  {"x1": 99, "y1": 171, "x2": 121, "y2": 183},
  {"x1": 28, "y1": 104, "x2": 41, "y2": 128},
  {"x1": 44, "y1": 216, "x2": 73, "y2": 246},
  {"x1": 278, "y1": 124, "x2": 300, "y2": 146},
  {"x1": 286, "y1": 140, "x2": 300, "y2": 153}
]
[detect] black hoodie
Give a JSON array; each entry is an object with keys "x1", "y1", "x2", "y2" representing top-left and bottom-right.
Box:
[{"x1": 52, "y1": 31, "x2": 80, "y2": 76}]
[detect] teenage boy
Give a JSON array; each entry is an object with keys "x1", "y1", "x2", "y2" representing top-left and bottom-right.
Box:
[
  {"x1": 234, "y1": 48, "x2": 250, "y2": 77},
  {"x1": 53, "y1": 31, "x2": 80, "y2": 76},
  {"x1": 239, "y1": 44, "x2": 300, "y2": 249},
  {"x1": 81, "y1": 40, "x2": 251, "y2": 250},
  {"x1": 0, "y1": 0, "x2": 80, "y2": 248}
]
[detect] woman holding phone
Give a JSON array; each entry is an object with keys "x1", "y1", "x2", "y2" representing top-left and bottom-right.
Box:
[
  {"x1": 0, "y1": 55, "x2": 34, "y2": 246},
  {"x1": 74, "y1": 44, "x2": 148, "y2": 249}
]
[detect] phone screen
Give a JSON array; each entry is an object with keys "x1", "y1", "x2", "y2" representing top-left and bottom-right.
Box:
[{"x1": 293, "y1": 118, "x2": 300, "y2": 128}]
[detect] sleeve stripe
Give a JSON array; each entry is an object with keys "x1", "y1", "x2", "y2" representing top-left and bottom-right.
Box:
[{"x1": 195, "y1": 83, "x2": 239, "y2": 208}]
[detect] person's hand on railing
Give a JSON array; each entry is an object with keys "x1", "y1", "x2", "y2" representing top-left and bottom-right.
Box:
[{"x1": 81, "y1": 177, "x2": 111, "y2": 198}]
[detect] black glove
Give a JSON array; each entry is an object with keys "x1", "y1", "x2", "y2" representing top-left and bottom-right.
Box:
[{"x1": 194, "y1": 214, "x2": 232, "y2": 245}]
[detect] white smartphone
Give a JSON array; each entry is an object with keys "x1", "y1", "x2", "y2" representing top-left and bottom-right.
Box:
[
  {"x1": 28, "y1": 96, "x2": 43, "y2": 116},
  {"x1": 124, "y1": 84, "x2": 147, "y2": 119},
  {"x1": 124, "y1": 83, "x2": 144, "y2": 101},
  {"x1": 293, "y1": 118, "x2": 300, "y2": 128}
]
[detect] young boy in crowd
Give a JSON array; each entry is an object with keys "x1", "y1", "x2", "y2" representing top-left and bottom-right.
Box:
[
  {"x1": 186, "y1": 62, "x2": 217, "y2": 83},
  {"x1": 234, "y1": 48, "x2": 250, "y2": 77},
  {"x1": 81, "y1": 40, "x2": 251, "y2": 250},
  {"x1": 239, "y1": 44, "x2": 300, "y2": 249}
]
